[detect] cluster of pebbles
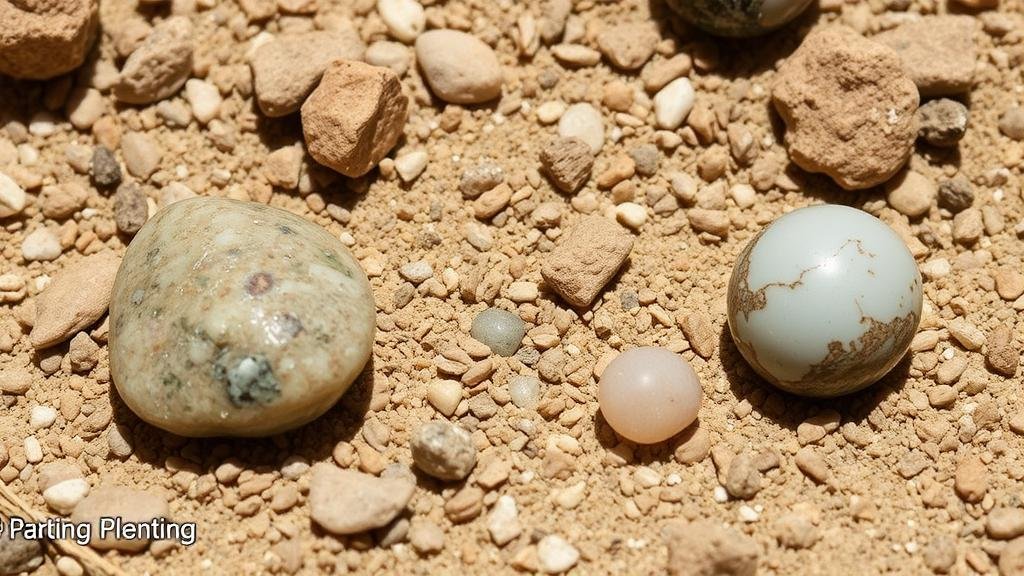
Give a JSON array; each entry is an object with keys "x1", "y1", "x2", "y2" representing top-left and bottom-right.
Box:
[{"x1": 0, "y1": 0, "x2": 1023, "y2": 575}]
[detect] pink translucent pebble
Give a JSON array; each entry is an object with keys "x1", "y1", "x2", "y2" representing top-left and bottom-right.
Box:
[{"x1": 598, "y1": 347, "x2": 703, "y2": 444}]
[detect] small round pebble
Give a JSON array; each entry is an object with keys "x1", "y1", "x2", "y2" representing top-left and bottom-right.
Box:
[
  {"x1": 666, "y1": 0, "x2": 814, "y2": 37},
  {"x1": 598, "y1": 347, "x2": 702, "y2": 444},
  {"x1": 91, "y1": 146, "x2": 122, "y2": 188},
  {"x1": 109, "y1": 197, "x2": 376, "y2": 437},
  {"x1": 410, "y1": 420, "x2": 477, "y2": 481},
  {"x1": 508, "y1": 375, "x2": 541, "y2": 410},
  {"x1": 470, "y1": 308, "x2": 525, "y2": 357},
  {"x1": 727, "y1": 205, "x2": 922, "y2": 397},
  {"x1": 917, "y1": 98, "x2": 969, "y2": 147}
]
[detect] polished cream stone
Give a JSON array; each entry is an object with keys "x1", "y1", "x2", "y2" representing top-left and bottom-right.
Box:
[{"x1": 109, "y1": 197, "x2": 375, "y2": 437}]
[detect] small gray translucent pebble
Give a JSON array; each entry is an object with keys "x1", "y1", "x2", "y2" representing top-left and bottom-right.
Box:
[
  {"x1": 508, "y1": 375, "x2": 541, "y2": 410},
  {"x1": 0, "y1": 527, "x2": 44, "y2": 575},
  {"x1": 410, "y1": 420, "x2": 477, "y2": 481},
  {"x1": 470, "y1": 308, "x2": 525, "y2": 357}
]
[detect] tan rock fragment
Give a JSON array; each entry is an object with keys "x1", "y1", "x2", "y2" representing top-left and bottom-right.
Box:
[
  {"x1": 0, "y1": 0, "x2": 99, "y2": 80},
  {"x1": 251, "y1": 30, "x2": 366, "y2": 117},
  {"x1": 301, "y1": 60, "x2": 408, "y2": 178},
  {"x1": 70, "y1": 486, "x2": 169, "y2": 552},
  {"x1": 772, "y1": 26, "x2": 918, "y2": 190},
  {"x1": 662, "y1": 519, "x2": 759, "y2": 576},
  {"x1": 30, "y1": 252, "x2": 121, "y2": 349},
  {"x1": 541, "y1": 216, "x2": 634, "y2": 308},
  {"x1": 539, "y1": 137, "x2": 593, "y2": 194},
  {"x1": 874, "y1": 16, "x2": 976, "y2": 97},
  {"x1": 114, "y1": 17, "x2": 193, "y2": 105},
  {"x1": 309, "y1": 464, "x2": 414, "y2": 534}
]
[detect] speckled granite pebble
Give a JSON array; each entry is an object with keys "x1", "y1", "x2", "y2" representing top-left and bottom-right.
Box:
[{"x1": 109, "y1": 197, "x2": 375, "y2": 437}]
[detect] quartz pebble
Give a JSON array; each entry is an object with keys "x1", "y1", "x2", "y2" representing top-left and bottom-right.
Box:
[
  {"x1": 541, "y1": 216, "x2": 633, "y2": 308},
  {"x1": 71, "y1": 486, "x2": 169, "y2": 551},
  {"x1": 309, "y1": 464, "x2": 414, "y2": 534},
  {"x1": 43, "y1": 478, "x2": 91, "y2": 515},
  {"x1": 184, "y1": 79, "x2": 221, "y2": 125},
  {"x1": 21, "y1": 228, "x2": 62, "y2": 262},
  {"x1": 426, "y1": 380, "x2": 462, "y2": 416},
  {"x1": 415, "y1": 30, "x2": 503, "y2": 104},
  {"x1": 558, "y1": 103, "x2": 605, "y2": 154},
  {"x1": 537, "y1": 535, "x2": 579, "y2": 574},
  {"x1": 251, "y1": 30, "x2": 366, "y2": 117},
  {"x1": 378, "y1": 0, "x2": 425, "y2": 43},
  {"x1": 411, "y1": 420, "x2": 476, "y2": 480},
  {"x1": 109, "y1": 197, "x2": 375, "y2": 437},
  {"x1": 508, "y1": 375, "x2": 541, "y2": 409},
  {"x1": 31, "y1": 251, "x2": 120, "y2": 349},
  {"x1": 471, "y1": 308, "x2": 525, "y2": 357},
  {"x1": 0, "y1": 172, "x2": 27, "y2": 218},
  {"x1": 772, "y1": 27, "x2": 918, "y2": 190},
  {"x1": 654, "y1": 78, "x2": 695, "y2": 130},
  {"x1": 114, "y1": 17, "x2": 193, "y2": 104},
  {"x1": 395, "y1": 150, "x2": 428, "y2": 182},
  {"x1": 301, "y1": 60, "x2": 408, "y2": 178},
  {"x1": 599, "y1": 347, "x2": 702, "y2": 444},
  {"x1": 0, "y1": 0, "x2": 99, "y2": 79},
  {"x1": 487, "y1": 495, "x2": 522, "y2": 546},
  {"x1": 121, "y1": 132, "x2": 162, "y2": 180}
]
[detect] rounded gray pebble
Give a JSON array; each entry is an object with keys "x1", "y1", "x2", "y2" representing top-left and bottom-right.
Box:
[
  {"x1": 410, "y1": 420, "x2": 476, "y2": 481},
  {"x1": 917, "y1": 99, "x2": 969, "y2": 148},
  {"x1": 470, "y1": 308, "x2": 525, "y2": 357}
]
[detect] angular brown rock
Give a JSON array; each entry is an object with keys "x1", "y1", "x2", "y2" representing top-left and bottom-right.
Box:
[
  {"x1": 541, "y1": 216, "x2": 633, "y2": 308},
  {"x1": 0, "y1": 0, "x2": 99, "y2": 80},
  {"x1": 30, "y1": 252, "x2": 121, "y2": 349},
  {"x1": 772, "y1": 27, "x2": 919, "y2": 190},
  {"x1": 301, "y1": 60, "x2": 408, "y2": 178}
]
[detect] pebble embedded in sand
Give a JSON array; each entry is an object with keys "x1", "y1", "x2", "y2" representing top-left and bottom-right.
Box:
[
  {"x1": 598, "y1": 347, "x2": 702, "y2": 444},
  {"x1": 415, "y1": 30, "x2": 503, "y2": 104},
  {"x1": 411, "y1": 420, "x2": 477, "y2": 480},
  {"x1": 470, "y1": 308, "x2": 525, "y2": 357},
  {"x1": 727, "y1": 205, "x2": 922, "y2": 397},
  {"x1": 772, "y1": 26, "x2": 919, "y2": 190},
  {"x1": 108, "y1": 197, "x2": 376, "y2": 437}
]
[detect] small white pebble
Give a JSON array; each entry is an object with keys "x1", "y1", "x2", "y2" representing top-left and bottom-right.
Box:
[
  {"x1": 654, "y1": 78, "x2": 695, "y2": 130},
  {"x1": 536, "y1": 101, "x2": 566, "y2": 124},
  {"x1": 537, "y1": 534, "x2": 580, "y2": 574},
  {"x1": 738, "y1": 505, "x2": 759, "y2": 522},
  {"x1": 43, "y1": 478, "x2": 90, "y2": 515},
  {"x1": 24, "y1": 436, "x2": 43, "y2": 463},
  {"x1": 56, "y1": 556, "x2": 84, "y2": 576},
  {"x1": 28, "y1": 111, "x2": 59, "y2": 136},
  {"x1": 185, "y1": 79, "x2": 222, "y2": 125},
  {"x1": 399, "y1": 260, "x2": 433, "y2": 284},
  {"x1": 30, "y1": 405, "x2": 58, "y2": 429},
  {"x1": 395, "y1": 150, "x2": 428, "y2": 182},
  {"x1": 713, "y1": 485, "x2": 729, "y2": 503},
  {"x1": 615, "y1": 202, "x2": 647, "y2": 229},
  {"x1": 377, "y1": 0, "x2": 425, "y2": 43}
]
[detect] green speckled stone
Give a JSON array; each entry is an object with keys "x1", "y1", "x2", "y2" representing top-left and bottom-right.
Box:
[
  {"x1": 665, "y1": 0, "x2": 814, "y2": 37},
  {"x1": 109, "y1": 197, "x2": 376, "y2": 437}
]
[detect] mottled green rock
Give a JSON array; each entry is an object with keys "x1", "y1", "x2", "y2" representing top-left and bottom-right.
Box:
[
  {"x1": 109, "y1": 197, "x2": 376, "y2": 437},
  {"x1": 665, "y1": 0, "x2": 813, "y2": 37}
]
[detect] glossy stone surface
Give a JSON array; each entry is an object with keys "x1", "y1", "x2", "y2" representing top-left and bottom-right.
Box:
[
  {"x1": 598, "y1": 347, "x2": 702, "y2": 444},
  {"x1": 470, "y1": 308, "x2": 525, "y2": 357},
  {"x1": 665, "y1": 0, "x2": 813, "y2": 37},
  {"x1": 109, "y1": 197, "x2": 375, "y2": 437},
  {"x1": 727, "y1": 205, "x2": 922, "y2": 397}
]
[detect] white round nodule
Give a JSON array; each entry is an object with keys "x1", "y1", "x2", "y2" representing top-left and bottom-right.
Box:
[
  {"x1": 727, "y1": 204, "x2": 922, "y2": 397},
  {"x1": 598, "y1": 347, "x2": 702, "y2": 444}
]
